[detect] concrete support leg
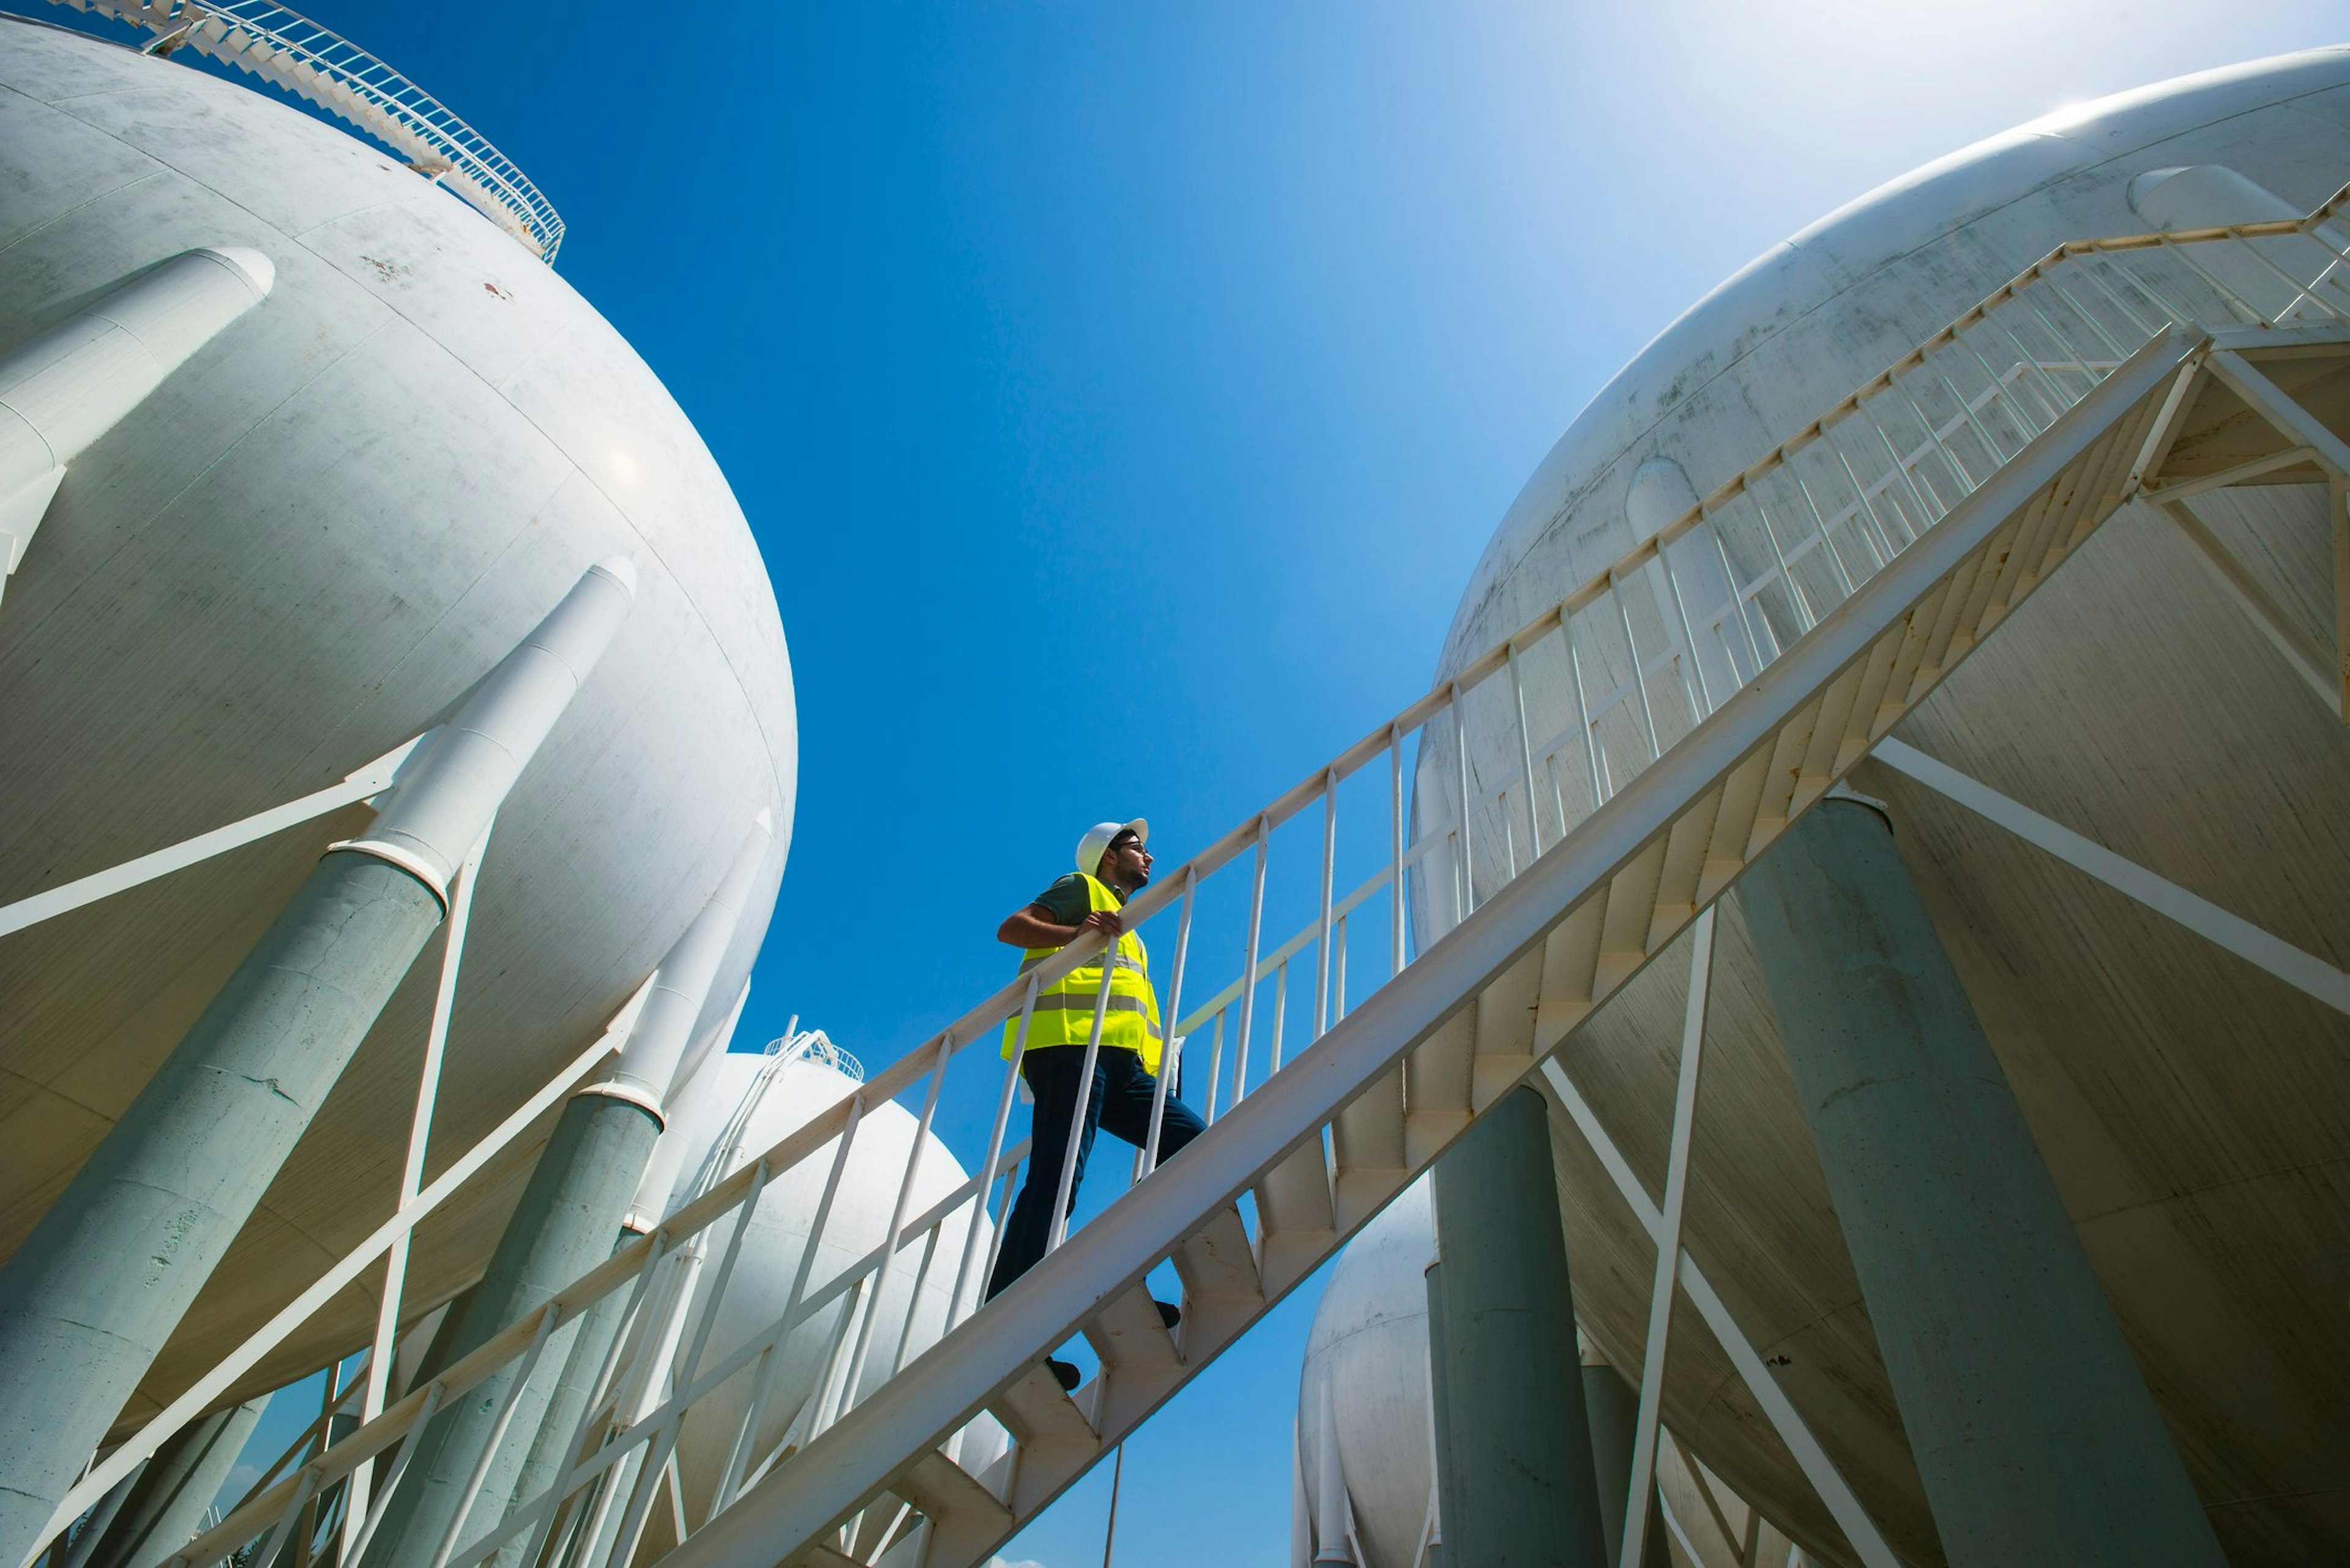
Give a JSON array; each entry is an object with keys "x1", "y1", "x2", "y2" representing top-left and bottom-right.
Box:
[
  {"x1": 1579, "y1": 1361, "x2": 1669, "y2": 1568},
  {"x1": 86, "y1": 1396, "x2": 269, "y2": 1568},
  {"x1": 1739, "y1": 799, "x2": 2225, "y2": 1567},
  {"x1": 362, "y1": 1094, "x2": 661, "y2": 1568},
  {"x1": 0, "y1": 561, "x2": 633, "y2": 1566},
  {"x1": 490, "y1": 1228, "x2": 640, "y2": 1568},
  {"x1": 1426, "y1": 1087, "x2": 1608, "y2": 1568},
  {"x1": 0, "y1": 853, "x2": 446, "y2": 1562}
]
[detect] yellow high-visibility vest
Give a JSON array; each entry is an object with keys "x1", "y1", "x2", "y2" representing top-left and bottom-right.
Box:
[{"x1": 1002, "y1": 873, "x2": 1163, "y2": 1075}]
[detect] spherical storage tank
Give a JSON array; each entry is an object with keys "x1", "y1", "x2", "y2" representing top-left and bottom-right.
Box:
[
  {"x1": 1317, "y1": 47, "x2": 2350, "y2": 1567},
  {"x1": 629, "y1": 1043, "x2": 996, "y2": 1560},
  {"x1": 0, "y1": 15, "x2": 796, "y2": 1438}
]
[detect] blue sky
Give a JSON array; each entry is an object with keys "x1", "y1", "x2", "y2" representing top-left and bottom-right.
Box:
[{"x1": 55, "y1": 2, "x2": 2344, "y2": 1564}]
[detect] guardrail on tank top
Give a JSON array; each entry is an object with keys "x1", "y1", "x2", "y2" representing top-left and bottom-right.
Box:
[
  {"x1": 57, "y1": 0, "x2": 565, "y2": 260},
  {"x1": 146, "y1": 187, "x2": 2350, "y2": 1568}
]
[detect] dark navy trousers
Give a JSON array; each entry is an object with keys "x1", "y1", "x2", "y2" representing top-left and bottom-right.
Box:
[{"x1": 983, "y1": 1045, "x2": 1204, "y2": 1301}]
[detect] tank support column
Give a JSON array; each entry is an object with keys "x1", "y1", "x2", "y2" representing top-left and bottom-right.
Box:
[
  {"x1": 1579, "y1": 1357, "x2": 1669, "y2": 1568},
  {"x1": 80, "y1": 1396, "x2": 268, "y2": 1568},
  {"x1": 1739, "y1": 799, "x2": 2226, "y2": 1566},
  {"x1": 0, "y1": 561, "x2": 636, "y2": 1566},
  {"x1": 1425, "y1": 1086, "x2": 1608, "y2": 1567},
  {"x1": 362, "y1": 816, "x2": 772, "y2": 1568}
]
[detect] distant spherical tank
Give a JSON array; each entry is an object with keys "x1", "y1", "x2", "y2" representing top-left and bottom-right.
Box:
[
  {"x1": 1422, "y1": 48, "x2": 2350, "y2": 1566},
  {"x1": 1295, "y1": 1181, "x2": 1433, "y2": 1568},
  {"x1": 636, "y1": 1047, "x2": 996, "y2": 1545},
  {"x1": 0, "y1": 18, "x2": 796, "y2": 1435}
]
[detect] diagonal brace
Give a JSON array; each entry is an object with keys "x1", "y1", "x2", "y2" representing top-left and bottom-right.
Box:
[{"x1": 1873, "y1": 737, "x2": 2350, "y2": 1015}]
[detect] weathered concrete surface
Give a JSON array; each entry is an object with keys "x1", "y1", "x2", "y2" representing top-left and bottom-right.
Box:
[{"x1": 1739, "y1": 801, "x2": 2225, "y2": 1567}]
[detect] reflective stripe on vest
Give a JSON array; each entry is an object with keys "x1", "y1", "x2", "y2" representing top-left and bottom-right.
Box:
[{"x1": 1002, "y1": 873, "x2": 1163, "y2": 1075}]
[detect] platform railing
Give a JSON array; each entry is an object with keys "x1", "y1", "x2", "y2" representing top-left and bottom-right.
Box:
[
  {"x1": 146, "y1": 189, "x2": 2350, "y2": 1568},
  {"x1": 57, "y1": 0, "x2": 565, "y2": 259}
]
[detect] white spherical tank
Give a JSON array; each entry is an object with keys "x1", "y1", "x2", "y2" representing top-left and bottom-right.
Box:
[
  {"x1": 1295, "y1": 1181, "x2": 1433, "y2": 1568},
  {"x1": 0, "y1": 17, "x2": 795, "y2": 1436},
  {"x1": 1423, "y1": 48, "x2": 2350, "y2": 1566},
  {"x1": 643, "y1": 1047, "x2": 996, "y2": 1538}
]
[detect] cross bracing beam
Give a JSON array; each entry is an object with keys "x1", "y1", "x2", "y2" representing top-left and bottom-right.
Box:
[
  {"x1": 1537, "y1": 1058, "x2": 1898, "y2": 1568},
  {"x1": 1872, "y1": 737, "x2": 2350, "y2": 1017}
]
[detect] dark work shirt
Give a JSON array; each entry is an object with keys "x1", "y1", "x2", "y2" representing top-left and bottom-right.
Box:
[{"x1": 1029, "y1": 872, "x2": 1122, "y2": 928}]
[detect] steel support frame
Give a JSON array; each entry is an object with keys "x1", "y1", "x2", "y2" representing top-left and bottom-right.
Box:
[
  {"x1": 1871, "y1": 737, "x2": 2350, "y2": 1016},
  {"x1": 340, "y1": 826, "x2": 493, "y2": 1561},
  {"x1": 1534, "y1": 1056, "x2": 1899, "y2": 1568},
  {"x1": 29, "y1": 995, "x2": 645, "y2": 1558},
  {"x1": 2196, "y1": 346, "x2": 2350, "y2": 720},
  {"x1": 0, "y1": 739, "x2": 423, "y2": 938},
  {"x1": 1617, "y1": 908, "x2": 1712, "y2": 1568}
]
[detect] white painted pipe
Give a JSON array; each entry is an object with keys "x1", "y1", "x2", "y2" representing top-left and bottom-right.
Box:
[
  {"x1": 593, "y1": 812, "x2": 774, "y2": 1116},
  {"x1": 342, "y1": 556, "x2": 638, "y2": 898},
  {"x1": 0, "y1": 246, "x2": 274, "y2": 570}
]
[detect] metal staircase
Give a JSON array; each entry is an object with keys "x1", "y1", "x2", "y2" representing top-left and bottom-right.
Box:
[
  {"x1": 154, "y1": 193, "x2": 2350, "y2": 1568},
  {"x1": 59, "y1": 1, "x2": 564, "y2": 259}
]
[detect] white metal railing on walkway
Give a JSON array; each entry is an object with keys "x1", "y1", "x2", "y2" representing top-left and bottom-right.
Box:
[
  {"x1": 57, "y1": 1, "x2": 564, "y2": 259},
  {"x1": 144, "y1": 186, "x2": 2350, "y2": 1568}
]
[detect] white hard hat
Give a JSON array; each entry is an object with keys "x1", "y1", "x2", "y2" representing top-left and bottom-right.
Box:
[{"x1": 1076, "y1": 819, "x2": 1149, "y2": 877}]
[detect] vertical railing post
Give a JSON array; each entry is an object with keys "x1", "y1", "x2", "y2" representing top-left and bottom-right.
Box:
[
  {"x1": 838, "y1": 1039, "x2": 952, "y2": 1402},
  {"x1": 1620, "y1": 909, "x2": 1714, "y2": 1568},
  {"x1": 1313, "y1": 771, "x2": 1338, "y2": 1039},
  {"x1": 1506, "y1": 646, "x2": 1543, "y2": 856},
  {"x1": 1141, "y1": 867, "x2": 1198, "y2": 1171},
  {"x1": 1564, "y1": 607, "x2": 1608, "y2": 810},
  {"x1": 1610, "y1": 576, "x2": 1663, "y2": 760},
  {"x1": 1203, "y1": 1011, "x2": 1228, "y2": 1124},
  {"x1": 1448, "y1": 685, "x2": 1475, "y2": 917},
  {"x1": 949, "y1": 978, "x2": 1040, "y2": 1326},
  {"x1": 1046, "y1": 938, "x2": 1119, "y2": 1254},
  {"x1": 1387, "y1": 725, "x2": 1407, "y2": 978},
  {"x1": 1231, "y1": 819, "x2": 1270, "y2": 1105}
]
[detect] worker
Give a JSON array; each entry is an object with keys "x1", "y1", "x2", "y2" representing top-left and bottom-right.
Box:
[{"x1": 985, "y1": 819, "x2": 1204, "y2": 1384}]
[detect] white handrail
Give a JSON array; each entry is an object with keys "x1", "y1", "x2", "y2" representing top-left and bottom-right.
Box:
[{"x1": 61, "y1": 1, "x2": 565, "y2": 259}]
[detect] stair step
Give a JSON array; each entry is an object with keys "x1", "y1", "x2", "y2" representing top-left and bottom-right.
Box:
[
  {"x1": 887, "y1": 1446, "x2": 1012, "y2": 1567},
  {"x1": 1171, "y1": 1203, "x2": 1263, "y2": 1305},
  {"x1": 1255, "y1": 1137, "x2": 1338, "y2": 1296},
  {"x1": 988, "y1": 1364, "x2": 1097, "y2": 1463},
  {"x1": 1472, "y1": 947, "x2": 1541, "y2": 1063},
  {"x1": 1081, "y1": 1283, "x2": 1182, "y2": 1378},
  {"x1": 1401, "y1": 1007, "x2": 1475, "y2": 1118}
]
